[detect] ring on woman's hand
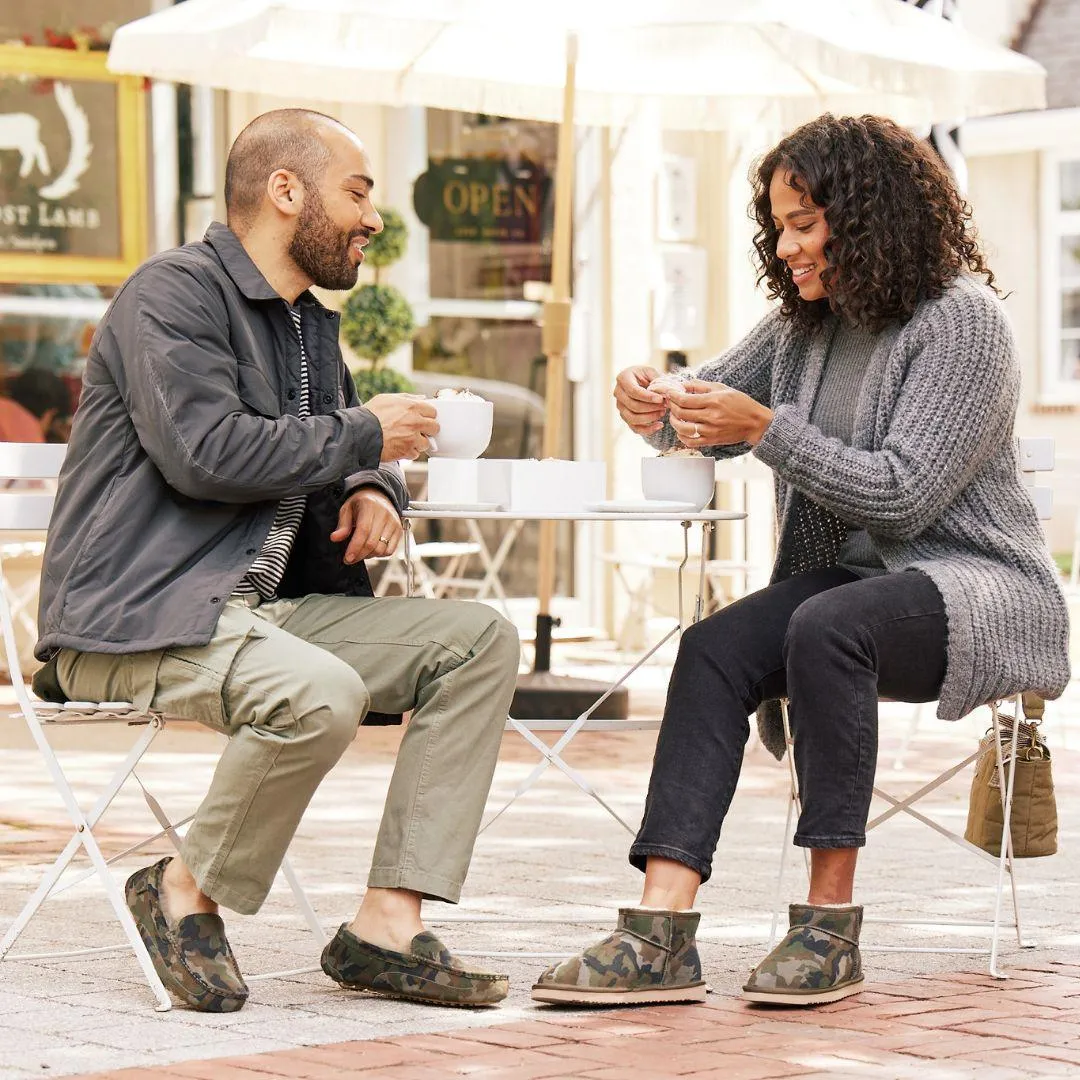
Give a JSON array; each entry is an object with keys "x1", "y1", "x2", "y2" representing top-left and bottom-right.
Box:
[
  {"x1": 689, "y1": 424, "x2": 702, "y2": 440},
  {"x1": 378, "y1": 536, "x2": 390, "y2": 545}
]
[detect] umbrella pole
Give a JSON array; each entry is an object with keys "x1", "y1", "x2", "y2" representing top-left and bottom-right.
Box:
[
  {"x1": 514, "y1": 32, "x2": 628, "y2": 722},
  {"x1": 532, "y1": 31, "x2": 576, "y2": 675}
]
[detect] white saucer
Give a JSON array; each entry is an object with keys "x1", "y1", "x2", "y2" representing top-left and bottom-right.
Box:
[
  {"x1": 409, "y1": 500, "x2": 504, "y2": 512},
  {"x1": 586, "y1": 499, "x2": 702, "y2": 513}
]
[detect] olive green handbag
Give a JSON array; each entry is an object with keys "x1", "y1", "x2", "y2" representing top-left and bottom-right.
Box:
[{"x1": 965, "y1": 693, "x2": 1057, "y2": 859}]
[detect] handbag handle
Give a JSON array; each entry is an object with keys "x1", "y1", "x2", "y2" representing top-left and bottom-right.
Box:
[{"x1": 1022, "y1": 692, "x2": 1045, "y2": 722}]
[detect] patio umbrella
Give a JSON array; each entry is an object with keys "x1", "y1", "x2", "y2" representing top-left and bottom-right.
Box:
[
  {"x1": 108, "y1": 0, "x2": 1046, "y2": 703},
  {"x1": 108, "y1": 0, "x2": 1044, "y2": 130}
]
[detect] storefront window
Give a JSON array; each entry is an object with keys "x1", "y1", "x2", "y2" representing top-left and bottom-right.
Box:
[
  {"x1": 419, "y1": 110, "x2": 555, "y2": 302},
  {"x1": 0, "y1": 5, "x2": 151, "y2": 443},
  {"x1": 1039, "y1": 157, "x2": 1080, "y2": 401},
  {"x1": 0, "y1": 285, "x2": 108, "y2": 442},
  {"x1": 1054, "y1": 166, "x2": 1080, "y2": 388},
  {"x1": 408, "y1": 110, "x2": 574, "y2": 597}
]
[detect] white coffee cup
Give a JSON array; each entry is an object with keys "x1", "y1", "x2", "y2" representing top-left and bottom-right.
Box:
[
  {"x1": 426, "y1": 398, "x2": 494, "y2": 459},
  {"x1": 641, "y1": 455, "x2": 716, "y2": 511}
]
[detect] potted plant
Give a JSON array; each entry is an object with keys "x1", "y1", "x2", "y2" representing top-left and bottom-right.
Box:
[{"x1": 341, "y1": 207, "x2": 417, "y2": 401}]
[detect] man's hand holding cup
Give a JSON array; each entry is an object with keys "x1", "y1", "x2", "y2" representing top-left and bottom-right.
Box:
[{"x1": 364, "y1": 394, "x2": 439, "y2": 461}]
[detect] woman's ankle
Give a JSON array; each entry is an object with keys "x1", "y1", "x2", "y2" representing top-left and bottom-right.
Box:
[{"x1": 640, "y1": 856, "x2": 701, "y2": 911}]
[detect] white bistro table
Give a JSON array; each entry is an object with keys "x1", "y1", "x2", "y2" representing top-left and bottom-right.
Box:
[{"x1": 402, "y1": 508, "x2": 746, "y2": 833}]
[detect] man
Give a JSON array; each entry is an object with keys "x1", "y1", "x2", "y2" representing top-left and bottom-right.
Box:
[{"x1": 34, "y1": 108, "x2": 520, "y2": 1013}]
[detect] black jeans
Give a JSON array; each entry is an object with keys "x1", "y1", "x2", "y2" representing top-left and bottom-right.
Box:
[{"x1": 629, "y1": 568, "x2": 947, "y2": 882}]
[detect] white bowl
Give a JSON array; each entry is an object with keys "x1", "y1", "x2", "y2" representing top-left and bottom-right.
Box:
[
  {"x1": 427, "y1": 398, "x2": 493, "y2": 459},
  {"x1": 641, "y1": 455, "x2": 715, "y2": 511}
]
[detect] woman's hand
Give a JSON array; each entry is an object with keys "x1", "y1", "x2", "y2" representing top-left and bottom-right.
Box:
[
  {"x1": 667, "y1": 379, "x2": 773, "y2": 447},
  {"x1": 613, "y1": 366, "x2": 666, "y2": 435}
]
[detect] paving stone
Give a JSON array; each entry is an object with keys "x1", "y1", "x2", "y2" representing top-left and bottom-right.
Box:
[{"x1": 3, "y1": 680, "x2": 1080, "y2": 1079}]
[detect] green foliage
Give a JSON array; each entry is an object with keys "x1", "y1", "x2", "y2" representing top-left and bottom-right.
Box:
[
  {"x1": 341, "y1": 208, "x2": 417, "y2": 373},
  {"x1": 341, "y1": 283, "x2": 415, "y2": 363},
  {"x1": 353, "y1": 365, "x2": 417, "y2": 402},
  {"x1": 364, "y1": 207, "x2": 408, "y2": 270}
]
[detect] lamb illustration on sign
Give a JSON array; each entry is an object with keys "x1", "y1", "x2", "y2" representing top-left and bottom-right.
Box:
[
  {"x1": 0, "y1": 83, "x2": 91, "y2": 200},
  {"x1": 0, "y1": 109, "x2": 50, "y2": 178}
]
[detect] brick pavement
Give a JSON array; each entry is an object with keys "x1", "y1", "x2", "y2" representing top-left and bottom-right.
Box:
[
  {"x1": 69, "y1": 962, "x2": 1080, "y2": 1080},
  {"x1": 4, "y1": 667, "x2": 1080, "y2": 1080}
]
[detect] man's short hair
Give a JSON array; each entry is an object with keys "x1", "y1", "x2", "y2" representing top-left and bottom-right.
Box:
[{"x1": 224, "y1": 109, "x2": 343, "y2": 232}]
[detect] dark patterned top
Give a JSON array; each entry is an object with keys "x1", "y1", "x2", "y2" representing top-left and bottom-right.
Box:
[{"x1": 234, "y1": 307, "x2": 309, "y2": 600}]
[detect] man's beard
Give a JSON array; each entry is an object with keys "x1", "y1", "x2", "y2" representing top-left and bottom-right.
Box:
[{"x1": 288, "y1": 187, "x2": 361, "y2": 291}]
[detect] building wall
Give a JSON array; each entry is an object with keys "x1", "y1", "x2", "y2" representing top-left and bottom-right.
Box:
[
  {"x1": 601, "y1": 124, "x2": 779, "y2": 640},
  {"x1": 1016, "y1": 0, "x2": 1080, "y2": 110},
  {"x1": 968, "y1": 149, "x2": 1079, "y2": 555}
]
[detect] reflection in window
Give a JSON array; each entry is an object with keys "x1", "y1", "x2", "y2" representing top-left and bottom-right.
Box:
[
  {"x1": 423, "y1": 110, "x2": 556, "y2": 303},
  {"x1": 1060, "y1": 234, "x2": 1080, "y2": 278},
  {"x1": 1062, "y1": 288, "x2": 1080, "y2": 330},
  {"x1": 1059, "y1": 216, "x2": 1080, "y2": 390},
  {"x1": 402, "y1": 111, "x2": 574, "y2": 598},
  {"x1": 0, "y1": 283, "x2": 107, "y2": 442},
  {"x1": 1061, "y1": 161, "x2": 1080, "y2": 212},
  {"x1": 1060, "y1": 339, "x2": 1080, "y2": 384},
  {"x1": 413, "y1": 317, "x2": 548, "y2": 460}
]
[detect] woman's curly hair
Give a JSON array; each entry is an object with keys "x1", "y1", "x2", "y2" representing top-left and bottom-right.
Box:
[{"x1": 750, "y1": 114, "x2": 997, "y2": 333}]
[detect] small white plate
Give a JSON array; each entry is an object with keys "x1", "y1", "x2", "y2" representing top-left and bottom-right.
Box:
[
  {"x1": 586, "y1": 499, "x2": 702, "y2": 513},
  {"x1": 409, "y1": 500, "x2": 504, "y2": 512}
]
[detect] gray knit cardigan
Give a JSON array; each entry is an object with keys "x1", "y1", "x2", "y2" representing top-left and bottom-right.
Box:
[{"x1": 649, "y1": 277, "x2": 1071, "y2": 760}]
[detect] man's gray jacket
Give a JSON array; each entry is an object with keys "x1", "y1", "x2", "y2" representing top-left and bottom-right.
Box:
[{"x1": 36, "y1": 222, "x2": 405, "y2": 660}]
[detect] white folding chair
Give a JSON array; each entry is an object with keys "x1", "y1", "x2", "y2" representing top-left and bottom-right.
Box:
[
  {"x1": 373, "y1": 540, "x2": 482, "y2": 599},
  {"x1": 0, "y1": 538, "x2": 46, "y2": 660},
  {"x1": 0, "y1": 444, "x2": 325, "y2": 1012},
  {"x1": 891, "y1": 436, "x2": 1055, "y2": 771},
  {"x1": 770, "y1": 437, "x2": 1056, "y2": 979}
]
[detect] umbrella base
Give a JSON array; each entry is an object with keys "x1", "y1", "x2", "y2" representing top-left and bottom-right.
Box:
[{"x1": 511, "y1": 672, "x2": 629, "y2": 721}]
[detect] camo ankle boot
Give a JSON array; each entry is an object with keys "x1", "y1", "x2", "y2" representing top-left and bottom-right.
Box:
[
  {"x1": 531, "y1": 907, "x2": 705, "y2": 1005},
  {"x1": 743, "y1": 903, "x2": 864, "y2": 1005}
]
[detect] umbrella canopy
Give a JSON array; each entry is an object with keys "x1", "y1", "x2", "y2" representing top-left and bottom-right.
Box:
[
  {"x1": 106, "y1": 0, "x2": 1046, "y2": 668},
  {"x1": 108, "y1": 0, "x2": 1045, "y2": 130}
]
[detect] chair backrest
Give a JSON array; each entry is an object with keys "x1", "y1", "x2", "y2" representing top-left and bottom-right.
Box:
[
  {"x1": 1017, "y1": 436, "x2": 1053, "y2": 521},
  {"x1": 0, "y1": 442, "x2": 66, "y2": 531}
]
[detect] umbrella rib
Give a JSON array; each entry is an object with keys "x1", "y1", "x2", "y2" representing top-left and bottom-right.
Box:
[
  {"x1": 749, "y1": 23, "x2": 828, "y2": 99},
  {"x1": 397, "y1": 21, "x2": 451, "y2": 99}
]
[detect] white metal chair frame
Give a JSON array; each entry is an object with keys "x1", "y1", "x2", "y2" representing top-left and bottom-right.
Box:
[
  {"x1": 771, "y1": 697, "x2": 1028, "y2": 979},
  {"x1": 769, "y1": 436, "x2": 1056, "y2": 979},
  {"x1": 373, "y1": 539, "x2": 483, "y2": 600},
  {"x1": 0, "y1": 538, "x2": 46, "y2": 654},
  {"x1": 400, "y1": 515, "x2": 721, "y2": 836},
  {"x1": 0, "y1": 444, "x2": 325, "y2": 1012}
]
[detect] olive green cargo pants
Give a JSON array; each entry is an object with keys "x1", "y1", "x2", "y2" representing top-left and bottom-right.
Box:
[{"x1": 57, "y1": 594, "x2": 520, "y2": 914}]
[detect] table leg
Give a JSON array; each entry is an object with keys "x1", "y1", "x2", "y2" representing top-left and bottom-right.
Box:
[
  {"x1": 484, "y1": 619, "x2": 680, "y2": 829},
  {"x1": 696, "y1": 521, "x2": 714, "y2": 624},
  {"x1": 403, "y1": 519, "x2": 415, "y2": 598},
  {"x1": 676, "y1": 521, "x2": 690, "y2": 628},
  {"x1": 481, "y1": 719, "x2": 637, "y2": 835},
  {"x1": 471, "y1": 519, "x2": 524, "y2": 610},
  {"x1": 484, "y1": 515, "x2": 730, "y2": 833}
]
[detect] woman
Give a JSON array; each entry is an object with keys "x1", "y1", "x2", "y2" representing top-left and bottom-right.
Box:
[{"x1": 531, "y1": 114, "x2": 1070, "y2": 1008}]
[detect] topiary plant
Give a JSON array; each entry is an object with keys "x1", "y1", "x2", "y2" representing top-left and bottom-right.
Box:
[
  {"x1": 341, "y1": 283, "x2": 415, "y2": 363},
  {"x1": 352, "y1": 363, "x2": 417, "y2": 402},
  {"x1": 341, "y1": 206, "x2": 417, "y2": 400},
  {"x1": 361, "y1": 206, "x2": 408, "y2": 270}
]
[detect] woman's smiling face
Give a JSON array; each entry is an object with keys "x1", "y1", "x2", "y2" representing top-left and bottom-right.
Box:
[{"x1": 769, "y1": 169, "x2": 830, "y2": 302}]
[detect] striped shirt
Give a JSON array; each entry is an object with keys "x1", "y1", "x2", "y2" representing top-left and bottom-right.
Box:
[{"x1": 234, "y1": 307, "x2": 309, "y2": 601}]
